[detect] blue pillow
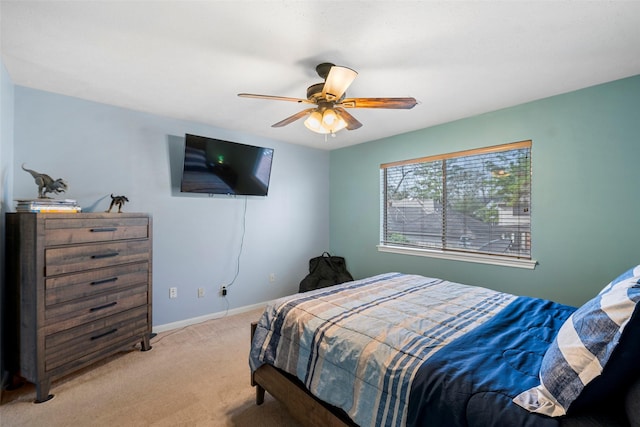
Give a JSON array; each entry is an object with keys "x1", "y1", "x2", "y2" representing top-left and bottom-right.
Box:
[{"x1": 514, "y1": 265, "x2": 640, "y2": 416}]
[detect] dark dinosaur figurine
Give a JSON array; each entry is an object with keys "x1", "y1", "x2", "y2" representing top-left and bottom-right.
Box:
[
  {"x1": 21, "y1": 164, "x2": 69, "y2": 199},
  {"x1": 106, "y1": 194, "x2": 129, "y2": 213}
]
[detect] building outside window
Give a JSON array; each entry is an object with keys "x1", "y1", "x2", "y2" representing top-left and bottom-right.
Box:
[{"x1": 379, "y1": 140, "x2": 535, "y2": 269}]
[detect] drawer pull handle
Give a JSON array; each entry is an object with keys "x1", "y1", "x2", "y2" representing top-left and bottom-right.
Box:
[
  {"x1": 90, "y1": 227, "x2": 117, "y2": 232},
  {"x1": 91, "y1": 328, "x2": 118, "y2": 341},
  {"x1": 91, "y1": 277, "x2": 118, "y2": 286},
  {"x1": 90, "y1": 301, "x2": 117, "y2": 312},
  {"x1": 91, "y1": 252, "x2": 119, "y2": 259}
]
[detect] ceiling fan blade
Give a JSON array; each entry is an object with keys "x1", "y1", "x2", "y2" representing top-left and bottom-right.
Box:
[
  {"x1": 238, "y1": 93, "x2": 312, "y2": 104},
  {"x1": 321, "y1": 66, "x2": 358, "y2": 101},
  {"x1": 334, "y1": 107, "x2": 363, "y2": 130},
  {"x1": 340, "y1": 97, "x2": 418, "y2": 109},
  {"x1": 271, "y1": 108, "x2": 316, "y2": 128}
]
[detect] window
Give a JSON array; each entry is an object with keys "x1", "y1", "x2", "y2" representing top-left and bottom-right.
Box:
[{"x1": 379, "y1": 140, "x2": 535, "y2": 269}]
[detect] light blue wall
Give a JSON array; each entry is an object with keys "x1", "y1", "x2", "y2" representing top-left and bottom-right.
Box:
[
  {"x1": 1, "y1": 62, "x2": 14, "y2": 209},
  {"x1": 12, "y1": 87, "x2": 330, "y2": 326},
  {"x1": 330, "y1": 75, "x2": 640, "y2": 307},
  {"x1": 1, "y1": 57, "x2": 15, "y2": 392}
]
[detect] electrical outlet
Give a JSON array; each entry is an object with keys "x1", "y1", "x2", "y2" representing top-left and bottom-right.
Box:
[
  {"x1": 220, "y1": 285, "x2": 227, "y2": 297},
  {"x1": 198, "y1": 287, "x2": 205, "y2": 298},
  {"x1": 269, "y1": 273, "x2": 276, "y2": 283},
  {"x1": 169, "y1": 287, "x2": 177, "y2": 299}
]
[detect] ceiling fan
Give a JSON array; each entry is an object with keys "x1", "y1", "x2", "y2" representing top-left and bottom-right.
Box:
[{"x1": 238, "y1": 63, "x2": 418, "y2": 136}]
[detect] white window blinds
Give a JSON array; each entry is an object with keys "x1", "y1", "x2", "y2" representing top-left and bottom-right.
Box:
[{"x1": 381, "y1": 141, "x2": 532, "y2": 260}]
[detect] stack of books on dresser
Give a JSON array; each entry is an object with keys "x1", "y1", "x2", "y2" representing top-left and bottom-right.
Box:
[{"x1": 16, "y1": 199, "x2": 82, "y2": 213}]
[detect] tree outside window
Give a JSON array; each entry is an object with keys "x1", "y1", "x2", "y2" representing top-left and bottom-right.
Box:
[{"x1": 381, "y1": 141, "x2": 532, "y2": 260}]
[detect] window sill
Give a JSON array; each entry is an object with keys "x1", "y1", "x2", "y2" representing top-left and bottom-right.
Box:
[{"x1": 377, "y1": 244, "x2": 537, "y2": 269}]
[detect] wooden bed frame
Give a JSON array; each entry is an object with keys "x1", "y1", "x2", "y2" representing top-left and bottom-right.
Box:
[
  {"x1": 250, "y1": 322, "x2": 355, "y2": 427},
  {"x1": 250, "y1": 318, "x2": 638, "y2": 427}
]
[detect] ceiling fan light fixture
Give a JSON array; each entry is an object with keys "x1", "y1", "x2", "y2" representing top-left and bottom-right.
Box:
[
  {"x1": 327, "y1": 110, "x2": 347, "y2": 133},
  {"x1": 304, "y1": 110, "x2": 329, "y2": 134},
  {"x1": 322, "y1": 108, "x2": 338, "y2": 126},
  {"x1": 303, "y1": 108, "x2": 348, "y2": 135}
]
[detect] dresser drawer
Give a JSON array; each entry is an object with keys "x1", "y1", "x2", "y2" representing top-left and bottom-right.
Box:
[
  {"x1": 45, "y1": 306, "x2": 149, "y2": 372},
  {"x1": 46, "y1": 262, "x2": 149, "y2": 306},
  {"x1": 44, "y1": 216, "x2": 150, "y2": 246},
  {"x1": 45, "y1": 240, "x2": 150, "y2": 276},
  {"x1": 44, "y1": 283, "x2": 148, "y2": 334}
]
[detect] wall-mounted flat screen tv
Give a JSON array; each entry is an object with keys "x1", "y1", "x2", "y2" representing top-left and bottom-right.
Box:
[{"x1": 180, "y1": 133, "x2": 274, "y2": 196}]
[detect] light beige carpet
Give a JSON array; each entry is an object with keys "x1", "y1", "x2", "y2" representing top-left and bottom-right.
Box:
[{"x1": 1, "y1": 308, "x2": 302, "y2": 427}]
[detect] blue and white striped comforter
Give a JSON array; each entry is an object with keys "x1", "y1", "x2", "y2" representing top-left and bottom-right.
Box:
[{"x1": 249, "y1": 272, "x2": 516, "y2": 427}]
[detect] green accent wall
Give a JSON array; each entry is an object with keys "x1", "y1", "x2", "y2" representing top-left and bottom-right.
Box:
[{"x1": 329, "y1": 75, "x2": 640, "y2": 306}]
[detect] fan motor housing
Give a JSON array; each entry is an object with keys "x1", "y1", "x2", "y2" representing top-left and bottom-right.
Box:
[{"x1": 306, "y1": 83, "x2": 325, "y2": 102}]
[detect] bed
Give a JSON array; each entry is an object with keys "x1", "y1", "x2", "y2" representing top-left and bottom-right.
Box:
[{"x1": 249, "y1": 269, "x2": 640, "y2": 427}]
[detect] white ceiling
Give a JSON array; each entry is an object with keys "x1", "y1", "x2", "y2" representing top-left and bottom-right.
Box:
[{"x1": 2, "y1": 1, "x2": 640, "y2": 150}]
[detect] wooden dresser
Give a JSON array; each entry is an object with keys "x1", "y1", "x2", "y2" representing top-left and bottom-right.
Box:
[{"x1": 4, "y1": 212, "x2": 152, "y2": 402}]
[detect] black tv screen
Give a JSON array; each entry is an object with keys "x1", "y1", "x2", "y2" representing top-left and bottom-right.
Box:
[{"x1": 180, "y1": 134, "x2": 274, "y2": 196}]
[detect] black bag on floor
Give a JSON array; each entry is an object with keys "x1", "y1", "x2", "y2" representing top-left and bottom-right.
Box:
[{"x1": 299, "y1": 252, "x2": 354, "y2": 293}]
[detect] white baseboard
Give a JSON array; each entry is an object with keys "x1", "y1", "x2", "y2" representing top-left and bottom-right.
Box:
[{"x1": 152, "y1": 301, "x2": 269, "y2": 333}]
